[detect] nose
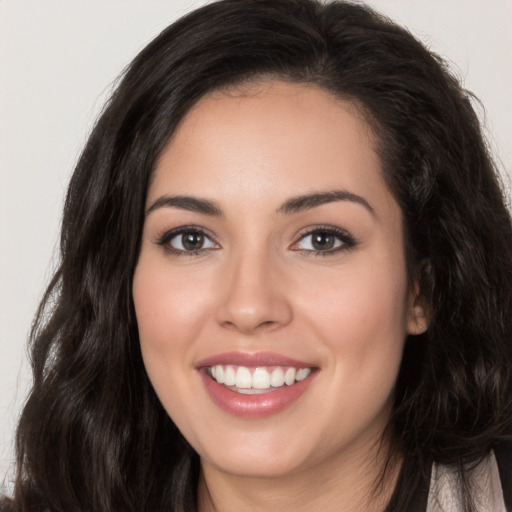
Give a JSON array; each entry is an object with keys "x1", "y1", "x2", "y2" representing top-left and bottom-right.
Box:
[{"x1": 215, "y1": 247, "x2": 293, "y2": 334}]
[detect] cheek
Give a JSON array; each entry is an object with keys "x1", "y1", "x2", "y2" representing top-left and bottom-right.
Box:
[
  {"x1": 304, "y1": 255, "x2": 408, "y2": 333},
  {"x1": 304, "y1": 260, "x2": 408, "y2": 432},
  {"x1": 132, "y1": 258, "x2": 210, "y2": 428},
  {"x1": 297, "y1": 252, "x2": 409, "y2": 386},
  {"x1": 131, "y1": 256, "x2": 211, "y2": 416},
  {"x1": 133, "y1": 258, "x2": 212, "y2": 353}
]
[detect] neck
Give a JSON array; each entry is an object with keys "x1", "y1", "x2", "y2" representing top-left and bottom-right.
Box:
[{"x1": 197, "y1": 439, "x2": 402, "y2": 512}]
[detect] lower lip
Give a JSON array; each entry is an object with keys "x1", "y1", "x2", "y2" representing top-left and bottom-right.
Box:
[{"x1": 199, "y1": 369, "x2": 317, "y2": 418}]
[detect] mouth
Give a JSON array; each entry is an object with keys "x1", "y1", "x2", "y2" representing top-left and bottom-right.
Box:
[{"x1": 197, "y1": 352, "x2": 318, "y2": 417}]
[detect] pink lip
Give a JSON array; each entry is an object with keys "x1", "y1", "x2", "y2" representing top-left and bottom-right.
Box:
[
  {"x1": 196, "y1": 351, "x2": 314, "y2": 369},
  {"x1": 196, "y1": 351, "x2": 318, "y2": 418}
]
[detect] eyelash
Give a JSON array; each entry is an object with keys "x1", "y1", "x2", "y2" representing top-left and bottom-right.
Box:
[{"x1": 155, "y1": 225, "x2": 358, "y2": 256}]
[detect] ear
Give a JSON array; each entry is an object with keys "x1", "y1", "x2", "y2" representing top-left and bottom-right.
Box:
[{"x1": 406, "y1": 280, "x2": 429, "y2": 335}]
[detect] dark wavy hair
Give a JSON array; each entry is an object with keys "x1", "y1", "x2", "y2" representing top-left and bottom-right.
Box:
[{"x1": 2, "y1": 1, "x2": 511, "y2": 511}]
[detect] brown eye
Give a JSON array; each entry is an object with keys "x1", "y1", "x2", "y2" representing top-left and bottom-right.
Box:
[
  {"x1": 180, "y1": 231, "x2": 205, "y2": 251},
  {"x1": 311, "y1": 232, "x2": 336, "y2": 250},
  {"x1": 158, "y1": 228, "x2": 218, "y2": 253},
  {"x1": 291, "y1": 227, "x2": 357, "y2": 255}
]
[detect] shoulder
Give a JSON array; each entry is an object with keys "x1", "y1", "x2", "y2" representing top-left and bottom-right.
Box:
[
  {"x1": 495, "y1": 441, "x2": 512, "y2": 512},
  {"x1": 427, "y1": 445, "x2": 512, "y2": 512}
]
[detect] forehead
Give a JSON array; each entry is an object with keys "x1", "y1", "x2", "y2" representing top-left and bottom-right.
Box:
[{"x1": 150, "y1": 81, "x2": 394, "y2": 216}]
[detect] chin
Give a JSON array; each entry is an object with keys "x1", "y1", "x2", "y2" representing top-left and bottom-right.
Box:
[{"x1": 197, "y1": 431, "x2": 313, "y2": 479}]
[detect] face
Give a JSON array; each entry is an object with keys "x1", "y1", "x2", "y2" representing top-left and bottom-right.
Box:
[{"x1": 133, "y1": 81, "x2": 426, "y2": 481}]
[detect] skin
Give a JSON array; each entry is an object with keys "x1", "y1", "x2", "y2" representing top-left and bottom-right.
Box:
[{"x1": 133, "y1": 81, "x2": 427, "y2": 512}]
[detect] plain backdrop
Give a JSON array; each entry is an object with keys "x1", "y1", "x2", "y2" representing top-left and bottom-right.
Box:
[{"x1": 1, "y1": 0, "x2": 511, "y2": 490}]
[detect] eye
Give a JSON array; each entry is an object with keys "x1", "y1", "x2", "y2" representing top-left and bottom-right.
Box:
[
  {"x1": 291, "y1": 227, "x2": 356, "y2": 254},
  {"x1": 157, "y1": 227, "x2": 218, "y2": 254}
]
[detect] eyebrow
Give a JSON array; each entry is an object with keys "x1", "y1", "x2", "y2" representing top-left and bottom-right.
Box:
[
  {"x1": 277, "y1": 190, "x2": 375, "y2": 216},
  {"x1": 145, "y1": 189, "x2": 375, "y2": 218},
  {"x1": 146, "y1": 195, "x2": 223, "y2": 217}
]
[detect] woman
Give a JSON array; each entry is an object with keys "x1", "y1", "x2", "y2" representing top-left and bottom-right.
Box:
[{"x1": 2, "y1": 0, "x2": 511, "y2": 511}]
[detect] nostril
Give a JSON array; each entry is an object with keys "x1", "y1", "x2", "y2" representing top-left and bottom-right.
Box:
[{"x1": 220, "y1": 318, "x2": 278, "y2": 333}]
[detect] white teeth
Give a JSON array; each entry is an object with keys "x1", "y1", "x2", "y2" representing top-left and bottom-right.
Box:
[
  {"x1": 270, "y1": 368, "x2": 285, "y2": 387},
  {"x1": 224, "y1": 366, "x2": 236, "y2": 386},
  {"x1": 252, "y1": 368, "x2": 271, "y2": 389},
  {"x1": 210, "y1": 365, "x2": 312, "y2": 391},
  {"x1": 214, "y1": 365, "x2": 224, "y2": 384},
  {"x1": 235, "y1": 367, "x2": 252, "y2": 388},
  {"x1": 296, "y1": 368, "x2": 311, "y2": 381},
  {"x1": 284, "y1": 367, "x2": 296, "y2": 385}
]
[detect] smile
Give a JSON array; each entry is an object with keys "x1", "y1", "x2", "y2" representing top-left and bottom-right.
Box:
[
  {"x1": 208, "y1": 365, "x2": 312, "y2": 394},
  {"x1": 197, "y1": 352, "x2": 318, "y2": 417}
]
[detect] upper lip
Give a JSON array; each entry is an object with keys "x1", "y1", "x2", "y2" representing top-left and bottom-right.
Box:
[{"x1": 195, "y1": 351, "x2": 316, "y2": 369}]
